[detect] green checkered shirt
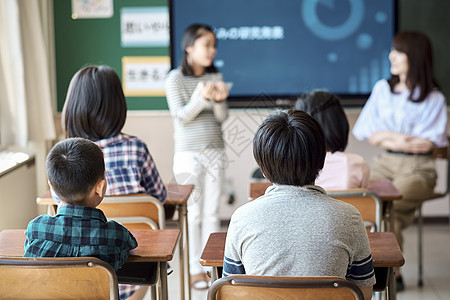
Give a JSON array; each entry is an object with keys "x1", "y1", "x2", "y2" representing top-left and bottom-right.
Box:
[{"x1": 24, "y1": 205, "x2": 137, "y2": 271}]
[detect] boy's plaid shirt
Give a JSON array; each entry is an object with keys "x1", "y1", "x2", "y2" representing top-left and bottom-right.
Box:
[{"x1": 24, "y1": 205, "x2": 138, "y2": 271}]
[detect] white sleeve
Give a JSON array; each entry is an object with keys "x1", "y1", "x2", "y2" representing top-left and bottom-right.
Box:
[
  {"x1": 352, "y1": 81, "x2": 387, "y2": 141},
  {"x1": 415, "y1": 91, "x2": 448, "y2": 147}
]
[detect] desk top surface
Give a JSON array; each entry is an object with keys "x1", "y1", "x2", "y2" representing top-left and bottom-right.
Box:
[
  {"x1": 250, "y1": 179, "x2": 402, "y2": 201},
  {"x1": 200, "y1": 231, "x2": 404, "y2": 268},
  {"x1": 0, "y1": 229, "x2": 180, "y2": 262},
  {"x1": 37, "y1": 183, "x2": 194, "y2": 206}
]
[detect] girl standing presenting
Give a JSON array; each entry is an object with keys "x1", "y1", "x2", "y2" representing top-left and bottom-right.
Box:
[
  {"x1": 165, "y1": 24, "x2": 229, "y2": 289},
  {"x1": 352, "y1": 31, "x2": 447, "y2": 289}
]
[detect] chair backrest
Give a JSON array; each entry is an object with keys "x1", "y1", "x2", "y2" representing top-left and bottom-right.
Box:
[
  {"x1": 98, "y1": 194, "x2": 165, "y2": 229},
  {"x1": 0, "y1": 257, "x2": 118, "y2": 300},
  {"x1": 249, "y1": 181, "x2": 272, "y2": 200},
  {"x1": 207, "y1": 275, "x2": 364, "y2": 300},
  {"x1": 249, "y1": 182, "x2": 382, "y2": 232}
]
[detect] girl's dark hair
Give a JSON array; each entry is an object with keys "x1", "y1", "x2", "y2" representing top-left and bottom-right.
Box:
[
  {"x1": 388, "y1": 31, "x2": 439, "y2": 102},
  {"x1": 180, "y1": 24, "x2": 218, "y2": 76},
  {"x1": 295, "y1": 90, "x2": 349, "y2": 153},
  {"x1": 63, "y1": 65, "x2": 127, "y2": 141},
  {"x1": 253, "y1": 110, "x2": 326, "y2": 186},
  {"x1": 46, "y1": 137, "x2": 105, "y2": 204}
]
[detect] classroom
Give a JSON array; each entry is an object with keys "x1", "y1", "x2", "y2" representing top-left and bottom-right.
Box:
[{"x1": 0, "y1": 0, "x2": 449, "y2": 299}]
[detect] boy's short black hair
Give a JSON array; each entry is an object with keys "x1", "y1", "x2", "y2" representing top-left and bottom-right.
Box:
[
  {"x1": 46, "y1": 138, "x2": 105, "y2": 204},
  {"x1": 253, "y1": 110, "x2": 326, "y2": 186},
  {"x1": 295, "y1": 90, "x2": 349, "y2": 153}
]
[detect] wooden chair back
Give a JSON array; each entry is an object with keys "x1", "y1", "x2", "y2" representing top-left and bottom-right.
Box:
[
  {"x1": 248, "y1": 181, "x2": 272, "y2": 200},
  {"x1": 249, "y1": 182, "x2": 382, "y2": 232},
  {"x1": 207, "y1": 275, "x2": 364, "y2": 300},
  {"x1": 0, "y1": 257, "x2": 118, "y2": 300},
  {"x1": 98, "y1": 194, "x2": 165, "y2": 230}
]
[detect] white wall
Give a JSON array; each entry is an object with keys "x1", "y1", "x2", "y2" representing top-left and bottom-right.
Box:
[
  {"x1": 0, "y1": 162, "x2": 37, "y2": 231},
  {"x1": 124, "y1": 108, "x2": 450, "y2": 220}
]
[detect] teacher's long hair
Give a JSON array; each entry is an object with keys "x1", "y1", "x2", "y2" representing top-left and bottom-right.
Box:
[{"x1": 388, "y1": 31, "x2": 439, "y2": 103}]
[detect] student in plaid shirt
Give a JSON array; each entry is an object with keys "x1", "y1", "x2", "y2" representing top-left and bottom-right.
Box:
[
  {"x1": 25, "y1": 138, "x2": 138, "y2": 299},
  {"x1": 59, "y1": 65, "x2": 167, "y2": 299},
  {"x1": 62, "y1": 65, "x2": 167, "y2": 204}
]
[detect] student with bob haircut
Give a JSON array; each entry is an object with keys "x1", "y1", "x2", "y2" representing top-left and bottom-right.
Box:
[
  {"x1": 24, "y1": 138, "x2": 138, "y2": 287},
  {"x1": 62, "y1": 65, "x2": 166, "y2": 202},
  {"x1": 353, "y1": 30, "x2": 447, "y2": 290},
  {"x1": 62, "y1": 65, "x2": 166, "y2": 299},
  {"x1": 296, "y1": 90, "x2": 370, "y2": 190},
  {"x1": 224, "y1": 110, "x2": 375, "y2": 300}
]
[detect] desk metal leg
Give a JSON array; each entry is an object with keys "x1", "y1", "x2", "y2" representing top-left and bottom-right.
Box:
[
  {"x1": 387, "y1": 267, "x2": 396, "y2": 300},
  {"x1": 384, "y1": 202, "x2": 394, "y2": 232},
  {"x1": 177, "y1": 205, "x2": 185, "y2": 300},
  {"x1": 150, "y1": 286, "x2": 157, "y2": 299},
  {"x1": 177, "y1": 204, "x2": 191, "y2": 300},
  {"x1": 182, "y1": 204, "x2": 191, "y2": 300},
  {"x1": 160, "y1": 262, "x2": 168, "y2": 300},
  {"x1": 211, "y1": 267, "x2": 219, "y2": 282}
]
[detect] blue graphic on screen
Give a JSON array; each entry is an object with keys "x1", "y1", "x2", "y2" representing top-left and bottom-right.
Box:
[{"x1": 170, "y1": 0, "x2": 395, "y2": 97}]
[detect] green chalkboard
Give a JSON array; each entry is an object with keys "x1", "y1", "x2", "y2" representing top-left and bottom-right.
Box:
[
  {"x1": 399, "y1": 0, "x2": 450, "y2": 100},
  {"x1": 53, "y1": 0, "x2": 169, "y2": 111}
]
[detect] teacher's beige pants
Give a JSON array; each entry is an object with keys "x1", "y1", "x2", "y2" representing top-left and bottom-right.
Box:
[{"x1": 370, "y1": 151, "x2": 436, "y2": 250}]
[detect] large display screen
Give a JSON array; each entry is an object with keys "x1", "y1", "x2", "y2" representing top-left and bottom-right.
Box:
[{"x1": 169, "y1": 0, "x2": 397, "y2": 106}]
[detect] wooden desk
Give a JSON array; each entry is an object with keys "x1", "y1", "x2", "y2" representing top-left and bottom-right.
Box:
[
  {"x1": 249, "y1": 179, "x2": 402, "y2": 232},
  {"x1": 200, "y1": 232, "x2": 404, "y2": 300},
  {"x1": 37, "y1": 183, "x2": 194, "y2": 300},
  {"x1": 0, "y1": 229, "x2": 179, "y2": 300}
]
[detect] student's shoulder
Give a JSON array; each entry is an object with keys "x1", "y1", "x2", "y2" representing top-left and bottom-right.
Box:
[
  {"x1": 166, "y1": 68, "x2": 184, "y2": 82},
  {"x1": 230, "y1": 199, "x2": 259, "y2": 221},
  {"x1": 104, "y1": 218, "x2": 131, "y2": 234},
  {"x1": 29, "y1": 214, "x2": 53, "y2": 223},
  {"x1": 328, "y1": 196, "x2": 363, "y2": 219},
  {"x1": 106, "y1": 219, "x2": 137, "y2": 243},
  {"x1": 230, "y1": 193, "x2": 273, "y2": 222},
  {"x1": 310, "y1": 187, "x2": 361, "y2": 214},
  {"x1": 26, "y1": 214, "x2": 54, "y2": 231},
  {"x1": 118, "y1": 133, "x2": 148, "y2": 148}
]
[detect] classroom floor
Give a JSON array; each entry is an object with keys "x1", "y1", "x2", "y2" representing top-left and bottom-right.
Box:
[{"x1": 143, "y1": 223, "x2": 450, "y2": 300}]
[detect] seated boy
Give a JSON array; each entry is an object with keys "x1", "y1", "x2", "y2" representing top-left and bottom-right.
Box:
[
  {"x1": 24, "y1": 138, "x2": 139, "y2": 297},
  {"x1": 223, "y1": 110, "x2": 375, "y2": 300}
]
